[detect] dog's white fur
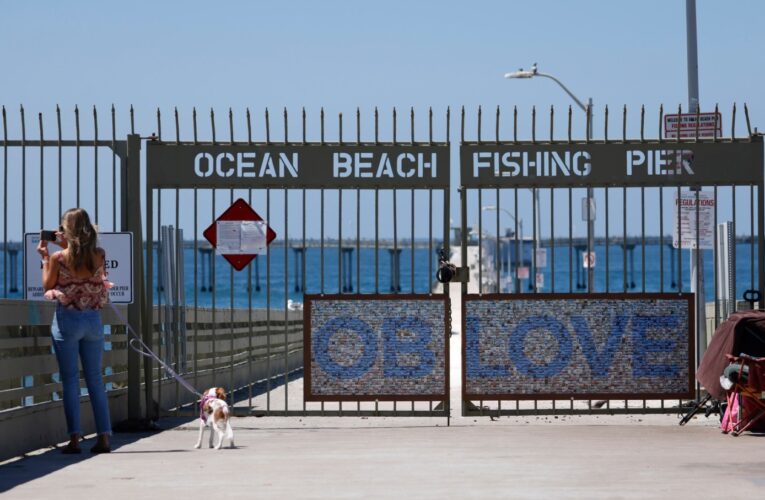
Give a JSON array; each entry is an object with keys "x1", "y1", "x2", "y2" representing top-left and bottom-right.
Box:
[{"x1": 194, "y1": 387, "x2": 235, "y2": 449}]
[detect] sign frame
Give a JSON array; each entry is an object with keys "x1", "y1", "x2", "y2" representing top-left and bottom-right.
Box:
[
  {"x1": 303, "y1": 294, "x2": 451, "y2": 402},
  {"x1": 462, "y1": 293, "x2": 695, "y2": 401}
]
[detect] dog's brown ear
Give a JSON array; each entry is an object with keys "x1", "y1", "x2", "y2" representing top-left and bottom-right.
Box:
[{"x1": 216, "y1": 387, "x2": 226, "y2": 401}]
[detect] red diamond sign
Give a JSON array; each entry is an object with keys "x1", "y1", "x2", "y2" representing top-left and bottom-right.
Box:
[{"x1": 203, "y1": 198, "x2": 277, "y2": 271}]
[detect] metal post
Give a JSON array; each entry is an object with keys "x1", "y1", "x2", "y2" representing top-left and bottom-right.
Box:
[
  {"x1": 586, "y1": 98, "x2": 595, "y2": 291},
  {"x1": 687, "y1": 0, "x2": 707, "y2": 358},
  {"x1": 124, "y1": 134, "x2": 144, "y2": 421}
]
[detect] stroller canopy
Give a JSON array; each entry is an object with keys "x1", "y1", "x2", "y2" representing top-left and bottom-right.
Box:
[{"x1": 697, "y1": 311, "x2": 765, "y2": 400}]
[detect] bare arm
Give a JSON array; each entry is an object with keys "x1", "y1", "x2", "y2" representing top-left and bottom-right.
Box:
[{"x1": 41, "y1": 251, "x2": 60, "y2": 291}]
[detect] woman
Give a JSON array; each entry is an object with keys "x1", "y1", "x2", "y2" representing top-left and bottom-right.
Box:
[{"x1": 38, "y1": 208, "x2": 112, "y2": 454}]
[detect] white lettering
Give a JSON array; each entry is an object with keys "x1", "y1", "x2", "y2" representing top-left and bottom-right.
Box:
[
  {"x1": 237, "y1": 152, "x2": 256, "y2": 178},
  {"x1": 356, "y1": 152, "x2": 374, "y2": 178},
  {"x1": 278, "y1": 153, "x2": 299, "y2": 177},
  {"x1": 376, "y1": 153, "x2": 394, "y2": 177},
  {"x1": 259, "y1": 153, "x2": 277, "y2": 177},
  {"x1": 215, "y1": 153, "x2": 235, "y2": 177},
  {"x1": 396, "y1": 153, "x2": 416, "y2": 178},
  {"x1": 333, "y1": 152, "x2": 353, "y2": 177},
  {"x1": 194, "y1": 152, "x2": 215, "y2": 177},
  {"x1": 418, "y1": 153, "x2": 437, "y2": 178}
]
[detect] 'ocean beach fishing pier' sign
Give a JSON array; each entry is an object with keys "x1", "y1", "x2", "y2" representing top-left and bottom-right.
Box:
[
  {"x1": 305, "y1": 295, "x2": 449, "y2": 401},
  {"x1": 463, "y1": 294, "x2": 694, "y2": 400}
]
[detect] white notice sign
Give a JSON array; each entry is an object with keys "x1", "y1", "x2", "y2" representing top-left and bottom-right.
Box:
[
  {"x1": 24, "y1": 232, "x2": 134, "y2": 304},
  {"x1": 216, "y1": 220, "x2": 269, "y2": 254},
  {"x1": 672, "y1": 191, "x2": 714, "y2": 249}
]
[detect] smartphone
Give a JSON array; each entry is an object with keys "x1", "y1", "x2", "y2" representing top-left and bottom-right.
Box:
[{"x1": 40, "y1": 230, "x2": 57, "y2": 242}]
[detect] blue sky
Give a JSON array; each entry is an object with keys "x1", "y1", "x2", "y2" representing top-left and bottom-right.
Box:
[{"x1": 1, "y1": 0, "x2": 763, "y2": 241}]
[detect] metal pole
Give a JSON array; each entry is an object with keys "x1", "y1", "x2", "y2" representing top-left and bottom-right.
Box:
[
  {"x1": 587, "y1": 97, "x2": 595, "y2": 291},
  {"x1": 124, "y1": 134, "x2": 143, "y2": 421},
  {"x1": 687, "y1": 0, "x2": 707, "y2": 359}
]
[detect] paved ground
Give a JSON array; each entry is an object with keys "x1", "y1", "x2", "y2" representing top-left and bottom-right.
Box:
[
  {"x1": 2, "y1": 411, "x2": 764, "y2": 499},
  {"x1": 3, "y1": 328, "x2": 765, "y2": 498}
]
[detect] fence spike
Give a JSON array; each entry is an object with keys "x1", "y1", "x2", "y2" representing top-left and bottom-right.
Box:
[
  {"x1": 731, "y1": 102, "x2": 737, "y2": 140},
  {"x1": 744, "y1": 103, "x2": 752, "y2": 138},
  {"x1": 283, "y1": 107, "x2": 288, "y2": 145},
  {"x1": 301, "y1": 107, "x2": 306, "y2": 145},
  {"x1": 230, "y1": 107, "x2": 235, "y2": 144},
  {"x1": 356, "y1": 107, "x2": 361, "y2": 145},
  {"x1": 192, "y1": 107, "x2": 198, "y2": 144},
  {"x1": 392, "y1": 107, "x2": 397, "y2": 145},
  {"x1": 320, "y1": 107, "x2": 325, "y2": 145},
  {"x1": 429, "y1": 106, "x2": 434, "y2": 145},
  {"x1": 174, "y1": 107, "x2": 180, "y2": 144},
  {"x1": 156, "y1": 107, "x2": 161, "y2": 141},
  {"x1": 339, "y1": 112, "x2": 343, "y2": 145},
  {"x1": 549, "y1": 105, "x2": 554, "y2": 142},
  {"x1": 410, "y1": 107, "x2": 415, "y2": 144},
  {"x1": 374, "y1": 106, "x2": 379, "y2": 145},
  {"x1": 460, "y1": 106, "x2": 465, "y2": 143},
  {"x1": 604, "y1": 104, "x2": 609, "y2": 142},
  {"x1": 640, "y1": 105, "x2": 645, "y2": 142},
  {"x1": 265, "y1": 108, "x2": 270, "y2": 145},
  {"x1": 692, "y1": 104, "x2": 699, "y2": 141},
  {"x1": 567, "y1": 105, "x2": 572, "y2": 143},
  {"x1": 622, "y1": 105, "x2": 627, "y2": 142},
  {"x1": 513, "y1": 105, "x2": 518, "y2": 144},
  {"x1": 246, "y1": 107, "x2": 252, "y2": 145},
  {"x1": 496, "y1": 105, "x2": 501, "y2": 144},
  {"x1": 210, "y1": 108, "x2": 217, "y2": 145},
  {"x1": 658, "y1": 104, "x2": 663, "y2": 142},
  {"x1": 477, "y1": 105, "x2": 484, "y2": 144}
]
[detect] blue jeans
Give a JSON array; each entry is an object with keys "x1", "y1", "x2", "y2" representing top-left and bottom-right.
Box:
[{"x1": 51, "y1": 304, "x2": 112, "y2": 436}]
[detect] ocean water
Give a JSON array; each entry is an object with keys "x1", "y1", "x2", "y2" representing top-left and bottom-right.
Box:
[{"x1": 3, "y1": 242, "x2": 758, "y2": 309}]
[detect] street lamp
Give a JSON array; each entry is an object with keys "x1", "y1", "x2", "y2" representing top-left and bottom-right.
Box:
[
  {"x1": 504, "y1": 63, "x2": 596, "y2": 291},
  {"x1": 482, "y1": 205, "x2": 523, "y2": 293}
]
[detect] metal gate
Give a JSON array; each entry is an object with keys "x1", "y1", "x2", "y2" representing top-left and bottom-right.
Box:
[
  {"x1": 0, "y1": 105, "x2": 144, "y2": 423},
  {"x1": 458, "y1": 104, "x2": 763, "y2": 416},
  {"x1": 144, "y1": 107, "x2": 452, "y2": 418}
]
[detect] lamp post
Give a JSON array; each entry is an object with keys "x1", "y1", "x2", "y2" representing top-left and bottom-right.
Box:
[
  {"x1": 504, "y1": 64, "x2": 596, "y2": 292},
  {"x1": 482, "y1": 205, "x2": 523, "y2": 293}
]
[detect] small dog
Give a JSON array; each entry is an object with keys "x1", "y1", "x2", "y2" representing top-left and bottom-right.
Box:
[{"x1": 194, "y1": 387, "x2": 235, "y2": 449}]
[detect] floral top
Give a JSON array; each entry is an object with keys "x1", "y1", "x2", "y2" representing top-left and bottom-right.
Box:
[{"x1": 44, "y1": 251, "x2": 112, "y2": 310}]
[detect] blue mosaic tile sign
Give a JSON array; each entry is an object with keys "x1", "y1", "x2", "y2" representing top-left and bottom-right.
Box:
[
  {"x1": 464, "y1": 294, "x2": 694, "y2": 399},
  {"x1": 305, "y1": 295, "x2": 449, "y2": 401}
]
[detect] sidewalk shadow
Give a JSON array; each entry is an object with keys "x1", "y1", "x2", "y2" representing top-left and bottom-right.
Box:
[{"x1": 0, "y1": 430, "x2": 165, "y2": 494}]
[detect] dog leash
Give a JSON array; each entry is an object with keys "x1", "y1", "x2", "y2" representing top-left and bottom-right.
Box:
[{"x1": 107, "y1": 302, "x2": 202, "y2": 398}]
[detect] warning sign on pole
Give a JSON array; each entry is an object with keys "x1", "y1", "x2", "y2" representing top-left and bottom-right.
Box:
[
  {"x1": 203, "y1": 198, "x2": 276, "y2": 271},
  {"x1": 672, "y1": 191, "x2": 714, "y2": 249},
  {"x1": 583, "y1": 251, "x2": 596, "y2": 269}
]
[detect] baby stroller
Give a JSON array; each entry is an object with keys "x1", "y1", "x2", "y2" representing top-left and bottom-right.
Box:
[{"x1": 719, "y1": 353, "x2": 765, "y2": 436}]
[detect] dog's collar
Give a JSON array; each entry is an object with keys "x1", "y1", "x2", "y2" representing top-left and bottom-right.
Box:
[{"x1": 199, "y1": 394, "x2": 218, "y2": 423}]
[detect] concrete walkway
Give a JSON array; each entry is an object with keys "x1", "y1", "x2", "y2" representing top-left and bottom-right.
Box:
[
  {"x1": 2, "y1": 411, "x2": 764, "y2": 499},
  {"x1": 4, "y1": 330, "x2": 765, "y2": 498}
]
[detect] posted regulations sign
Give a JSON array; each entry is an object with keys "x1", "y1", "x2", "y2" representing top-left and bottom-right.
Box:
[
  {"x1": 672, "y1": 191, "x2": 714, "y2": 249},
  {"x1": 24, "y1": 232, "x2": 134, "y2": 304}
]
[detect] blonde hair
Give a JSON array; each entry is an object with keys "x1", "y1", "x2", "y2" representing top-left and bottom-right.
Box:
[{"x1": 61, "y1": 208, "x2": 99, "y2": 272}]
